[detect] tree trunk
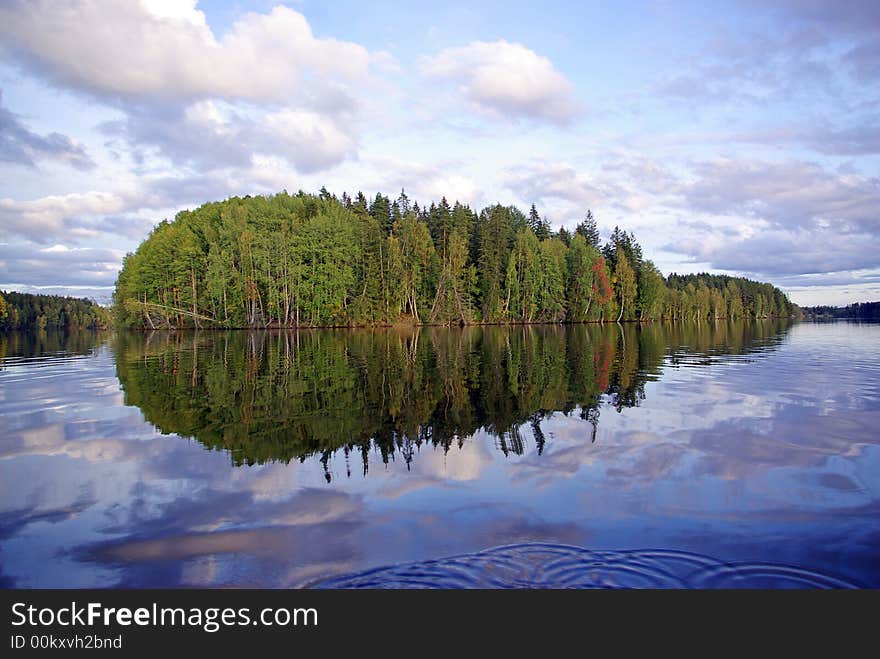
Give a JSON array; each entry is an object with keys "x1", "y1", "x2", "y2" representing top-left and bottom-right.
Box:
[
  {"x1": 143, "y1": 292, "x2": 155, "y2": 329},
  {"x1": 190, "y1": 265, "x2": 200, "y2": 329}
]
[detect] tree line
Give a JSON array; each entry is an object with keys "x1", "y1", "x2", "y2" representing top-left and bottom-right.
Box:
[
  {"x1": 0, "y1": 290, "x2": 111, "y2": 331},
  {"x1": 801, "y1": 302, "x2": 880, "y2": 320},
  {"x1": 112, "y1": 189, "x2": 799, "y2": 329}
]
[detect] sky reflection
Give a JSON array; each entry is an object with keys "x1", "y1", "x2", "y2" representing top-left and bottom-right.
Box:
[{"x1": 0, "y1": 322, "x2": 877, "y2": 588}]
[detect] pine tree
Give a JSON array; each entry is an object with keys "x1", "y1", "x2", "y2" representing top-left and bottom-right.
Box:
[
  {"x1": 528, "y1": 204, "x2": 551, "y2": 241},
  {"x1": 575, "y1": 209, "x2": 601, "y2": 249}
]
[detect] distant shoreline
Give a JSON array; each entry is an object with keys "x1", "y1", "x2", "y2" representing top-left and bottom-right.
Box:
[{"x1": 105, "y1": 315, "x2": 798, "y2": 332}]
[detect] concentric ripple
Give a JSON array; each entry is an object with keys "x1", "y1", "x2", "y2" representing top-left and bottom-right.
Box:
[{"x1": 314, "y1": 543, "x2": 860, "y2": 589}]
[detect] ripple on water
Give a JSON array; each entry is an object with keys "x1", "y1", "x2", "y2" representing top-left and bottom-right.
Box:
[{"x1": 313, "y1": 543, "x2": 860, "y2": 589}]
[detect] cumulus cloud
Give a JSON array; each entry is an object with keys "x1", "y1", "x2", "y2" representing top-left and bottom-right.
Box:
[
  {"x1": 0, "y1": 243, "x2": 123, "y2": 289},
  {"x1": 501, "y1": 155, "x2": 682, "y2": 226},
  {"x1": 141, "y1": 172, "x2": 255, "y2": 210},
  {"x1": 503, "y1": 154, "x2": 880, "y2": 283},
  {"x1": 0, "y1": 192, "x2": 126, "y2": 242},
  {"x1": 0, "y1": 1, "x2": 370, "y2": 103},
  {"x1": 503, "y1": 161, "x2": 617, "y2": 219},
  {"x1": 682, "y1": 158, "x2": 880, "y2": 234},
  {"x1": 0, "y1": 1, "x2": 376, "y2": 175},
  {"x1": 0, "y1": 2, "x2": 875, "y2": 305},
  {"x1": 357, "y1": 157, "x2": 482, "y2": 207},
  {"x1": 645, "y1": 158, "x2": 880, "y2": 280},
  {"x1": 669, "y1": 227, "x2": 880, "y2": 277},
  {"x1": 0, "y1": 191, "x2": 160, "y2": 244},
  {"x1": 421, "y1": 40, "x2": 582, "y2": 124},
  {"x1": 0, "y1": 91, "x2": 94, "y2": 170},
  {"x1": 261, "y1": 108, "x2": 356, "y2": 173},
  {"x1": 101, "y1": 100, "x2": 357, "y2": 174},
  {"x1": 246, "y1": 154, "x2": 484, "y2": 210}
]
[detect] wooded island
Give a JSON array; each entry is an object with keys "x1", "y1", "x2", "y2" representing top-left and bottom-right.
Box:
[
  {"x1": 112, "y1": 189, "x2": 799, "y2": 329},
  {"x1": 0, "y1": 290, "x2": 110, "y2": 331}
]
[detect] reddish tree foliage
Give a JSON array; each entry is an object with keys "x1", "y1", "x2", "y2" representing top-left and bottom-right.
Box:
[
  {"x1": 591, "y1": 256, "x2": 613, "y2": 307},
  {"x1": 593, "y1": 335, "x2": 614, "y2": 392}
]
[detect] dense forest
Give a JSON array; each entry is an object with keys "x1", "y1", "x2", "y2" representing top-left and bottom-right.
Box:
[
  {"x1": 802, "y1": 302, "x2": 880, "y2": 320},
  {"x1": 113, "y1": 190, "x2": 799, "y2": 329},
  {"x1": 0, "y1": 290, "x2": 111, "y2": 331},
  {"x1": 114, "y1": 321, "x2": 792, "y2": 475}
]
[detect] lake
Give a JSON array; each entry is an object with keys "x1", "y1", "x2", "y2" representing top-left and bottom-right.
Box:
[{"x1": 1, "y1": 321, "x2": 878, "y2": 588}]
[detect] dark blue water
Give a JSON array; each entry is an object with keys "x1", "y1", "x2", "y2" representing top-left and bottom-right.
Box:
[{"x1": 0, "y1": 322, "x2": 877, "y2": 588}]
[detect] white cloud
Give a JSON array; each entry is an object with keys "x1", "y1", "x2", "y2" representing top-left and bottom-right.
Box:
[
  {"x1": 0, "y1": 2, "x2": 375, "y2": 175},
  {"x1": 262, "y1": 109, "x2": 356, "y2": 173},
  {"x1": 502, "y1": 154, "x2": 880, "y2": 285},
  {"x1": 682, "y1": 158, "x2": 880, "y2": 234},
  {"x1": 360, "y1": 157, "x2": 482, "y2": 207},
  {"x1": 247, "y1": 154, "x2": 483, "y2": 210},
  {"x1": 0, "y1": 241, "x2": 123, "y2": 288},
  {"x1": 506, "y1": 160, "x2": 621, "y2": 206},
  {"x1": 0, "y1": 191, "x2": 128, "y2": 242},
  {"x1": 140, "y1": 0, "x2": 207, "y2": 26},
  {"x1": 0, "y1": 1, "x2": 371, "y2": 103},
  {"x1": 102, "y1": 101, "x2": 358, "y2": 174},
  {"x1": 0, "y1": 188, "x2": 171, "y2": 246},
  {"x1": 421, "y1": 40, "x2": 582, "y2": 124},
  {"x1": 0, "y1": 2, "x2": 876, "y2": 305},
  {"x1": 501, "y1": 157, "x2": 672, "y2": 227},
  {"x1": 0, "y1": 91, "x2": 95, "y2": 170},
  {"x1": 671, "y1": 226, "x2": 880, "y2": 277}
]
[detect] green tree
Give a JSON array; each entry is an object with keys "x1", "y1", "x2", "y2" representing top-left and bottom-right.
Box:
[
  {"x1": 430, "y1": 229, "x2": 477, "y2": 324},
  {"x1": 726, "y1": 281, "x2": 743, "y2": 319},
  {"x1": 538, "y1": 238, "x2": 567, "y2": 321},
  {"x1": 591, "y1": 256, "x2": 614, "y2": 321},
  {"x1": 109, "y1": 190, "x2": 796, "y2": 329},
  {"x1": 613, "y1": 249, "x2": 637, "y2": 322},
  {"x1": 505, "y1": 228, "x2": 542, "y2": 321},
  {"x1": 636, "y1": 260, "x2": 665, "y2": 321},
  {"x1": 574, "y1": 210, "x2": 601, "y2": 249},
  {"x1": 395, "y1": 212, "x2": 436, "y2": 323},
  {"x1": 565, "y1": 234, "x2": 598, "y2": 320},
  {"x1": 528, "y1": 204, "x2": 551, "y2": 241},
  {"x1": 477, "y1": 205, "x2": 517, "y2": 321}
]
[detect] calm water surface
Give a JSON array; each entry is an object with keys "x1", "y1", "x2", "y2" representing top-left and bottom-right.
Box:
[{"x1": 1, "y1": 322, "x2": 878, "y2": 588}]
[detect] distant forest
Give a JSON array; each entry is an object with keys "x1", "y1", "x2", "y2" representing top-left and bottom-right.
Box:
[
  {"x1": 0, "y1": 291, "x2": 111, "y2": 331},
  {"x1": 113, "y1": 189, "x2": 799, "y2": 329},
  {"x1": 802, "y1": 302, "x2": 880, "y2": 320}
]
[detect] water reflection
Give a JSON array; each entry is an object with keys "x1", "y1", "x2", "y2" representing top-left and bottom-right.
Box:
[
  {"x1": 1, "y1": 321, "x2": 878, "y2": 589},
  {"x1": 315, "y1": 543, "x2": 861, "y2": 589},
  {"x1": 113, "y1": 321, "x2": 793, "y2": 476},
  {"x1": 0, "y1": 329, "x2": 109, "y2": 364}
]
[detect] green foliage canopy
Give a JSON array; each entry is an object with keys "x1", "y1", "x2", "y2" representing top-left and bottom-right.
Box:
[{"x1": 112, "y1": 190, "x2": 799, "y2": 328}]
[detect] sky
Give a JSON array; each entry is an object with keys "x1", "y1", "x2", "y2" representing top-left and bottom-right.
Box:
[{"x1": 0, "y1": 0, "x2": 878, "y2": 306}]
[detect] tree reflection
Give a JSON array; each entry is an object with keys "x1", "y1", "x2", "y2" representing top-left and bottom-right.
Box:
[
  {"x1": 0, "y1": 329, "x2": 109, "y2": 364},
  {"x1": 113, "y1": 321, "x2": 793, "y2": 477}
]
